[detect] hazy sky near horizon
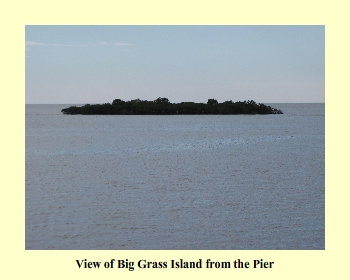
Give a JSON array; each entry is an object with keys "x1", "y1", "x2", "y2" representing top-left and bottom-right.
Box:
[{"x1": 25, "y1": 25, "x2": 324, "y2": 104}]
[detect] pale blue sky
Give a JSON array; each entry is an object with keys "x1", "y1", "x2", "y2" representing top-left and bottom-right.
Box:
[{"x1": 25, "y1": 25, "x2": 324, "y2": 104}]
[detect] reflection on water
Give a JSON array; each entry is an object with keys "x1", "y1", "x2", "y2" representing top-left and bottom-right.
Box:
[{"x1": 26, "y1": 104, "x2": 325, "y2": 249}]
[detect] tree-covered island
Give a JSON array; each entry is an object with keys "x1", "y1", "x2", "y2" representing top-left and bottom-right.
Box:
[{"x1": 61, "y1": 97, "x2": 283, "y2": 115}]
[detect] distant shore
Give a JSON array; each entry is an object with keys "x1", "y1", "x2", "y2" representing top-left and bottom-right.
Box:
[{"x1": 61, "y1": 97, "x2": 283, "y2": 115}]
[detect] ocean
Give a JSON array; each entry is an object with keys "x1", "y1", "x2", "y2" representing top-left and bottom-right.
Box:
[{"x1": 25, "y1": 103, "x2": 324, "y2": 250}]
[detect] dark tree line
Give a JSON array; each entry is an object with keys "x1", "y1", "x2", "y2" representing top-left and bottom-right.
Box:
[{"x1": 61, "y1": 98, "x2": 283, "y2": 115}]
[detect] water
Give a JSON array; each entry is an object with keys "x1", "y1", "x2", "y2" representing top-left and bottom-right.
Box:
[{"x1": 25, "y1": 104, "x2": 325, "y2": 250}]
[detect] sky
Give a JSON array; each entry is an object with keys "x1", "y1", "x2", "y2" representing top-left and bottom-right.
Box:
[{"x1": 25, "y1": 25, "x2": 324, "y2": 104}]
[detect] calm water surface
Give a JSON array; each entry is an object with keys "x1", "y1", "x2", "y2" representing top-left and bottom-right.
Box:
[{"x1": 25, "y1": 104, "x2": 324, "y2": 249}]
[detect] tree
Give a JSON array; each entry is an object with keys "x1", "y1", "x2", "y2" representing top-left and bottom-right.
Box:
[
  {"x1": 154, "y1": 97, "x2": 170, "y2": 104},
  {"x1": 207, "y1": 98, "x2": 218, "y2": 105},
  {"x1": 61, "y1": 97, "x2": 283, "y2": 115},
  {"x1": 112, "y1": 99, "x2": 124, "y2": 105},
  {"x1": 130, "y1": 98, "x2": 142, "y2": 103}
]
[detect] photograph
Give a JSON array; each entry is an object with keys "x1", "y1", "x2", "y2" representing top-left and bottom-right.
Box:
[{"x1": 25, "y1": 25, "x2": 324, "y2": 250}]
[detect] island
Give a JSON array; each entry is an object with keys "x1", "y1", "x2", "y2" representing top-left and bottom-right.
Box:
[{"x1": 61, "y1": 97, "x2": 283, "y2": 115}]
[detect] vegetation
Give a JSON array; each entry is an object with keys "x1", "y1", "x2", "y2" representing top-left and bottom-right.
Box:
[{"x1": 61, "y1": 98, "x2": 283, "y2": 115}]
